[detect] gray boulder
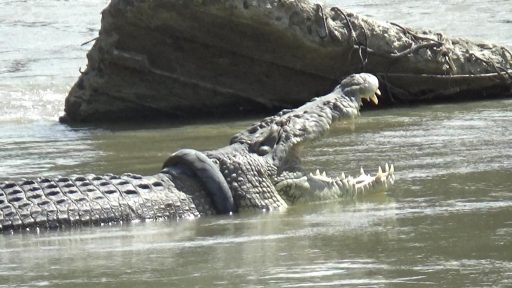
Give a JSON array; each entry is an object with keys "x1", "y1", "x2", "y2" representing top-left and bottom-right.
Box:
[{"x1": 62, "y1": 0, "x2": 512, "y2": 123}]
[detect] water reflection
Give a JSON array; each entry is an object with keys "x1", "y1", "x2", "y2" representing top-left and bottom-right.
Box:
[{"x1": 0, "y1": 199, "x2": 402, "y2": 287}]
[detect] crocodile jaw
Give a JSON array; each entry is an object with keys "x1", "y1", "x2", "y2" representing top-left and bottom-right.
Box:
[
  {"x1": 341, "y1": 72, "x2": 381, "y2": 105},
  {"x1": 275, "y1": 164, "x2": 395, "y2": 203}
]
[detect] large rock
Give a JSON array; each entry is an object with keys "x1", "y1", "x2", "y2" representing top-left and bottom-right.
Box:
[{"x1": 62, "y1": 0, "x2": 512, "y2": 123}]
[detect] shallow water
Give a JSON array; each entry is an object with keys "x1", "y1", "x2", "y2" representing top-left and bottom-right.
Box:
[{"x1": 1, "y1": 1, "x2": 512, "y2": 287}]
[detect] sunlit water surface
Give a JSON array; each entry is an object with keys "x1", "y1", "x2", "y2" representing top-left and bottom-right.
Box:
[{"x1": 1, "y1": 0, "x2": 512, "y2": 287}]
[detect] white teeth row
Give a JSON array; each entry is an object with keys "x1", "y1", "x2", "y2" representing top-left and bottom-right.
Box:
[
  {"x1": 356, "y1": 163, "x2": 395, "y2": 178},
  {"x1": 374, "y1": 163, "x2": 395, "y2": 177},
  {"x1": 308, "y1": 163, "x2": 395, "y2": 195},
  {"x1": 309, "y1": 163, "x2": 395, "y2": 180},
  {"x1": 309, "y1": 169, "x2": 331, "y2": 181}
]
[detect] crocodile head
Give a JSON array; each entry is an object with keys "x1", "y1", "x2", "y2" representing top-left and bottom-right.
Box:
[{"x1": 164, "y1": 73, "x2": 394, "y2": 213}]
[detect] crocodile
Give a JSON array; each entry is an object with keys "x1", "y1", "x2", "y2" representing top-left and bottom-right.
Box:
[{"x1": 0, "y1": 73, "x2": 394, "y2": 232}]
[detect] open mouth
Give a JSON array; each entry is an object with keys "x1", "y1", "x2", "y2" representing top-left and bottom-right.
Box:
[
  {"x1": 273, "y1": 81, "x2": 393, "y2": 202},
  {"x1": 363, "y1": 88, "x2": 381, "y2": 105},
  {"x1": 308, "y1": 163, "x2": 394, "y2": 192},
  {"x1": 275, "y1": 163, "x2": 395, "y2": 202}
]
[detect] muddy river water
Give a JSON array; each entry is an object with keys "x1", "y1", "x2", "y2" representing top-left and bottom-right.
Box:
[{"x1": 1, "y1": 0, "x2": 512, "y2": 287}]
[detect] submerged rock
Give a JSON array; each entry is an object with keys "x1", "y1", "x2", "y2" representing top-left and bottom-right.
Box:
[{"x1": 62, "y1": 0, "x2": 512, "y2": 123}]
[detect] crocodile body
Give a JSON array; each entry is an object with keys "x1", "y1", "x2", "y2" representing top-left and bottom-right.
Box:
[{"x1": 0, "y1": 73, "x2": 394, "y2": 232}]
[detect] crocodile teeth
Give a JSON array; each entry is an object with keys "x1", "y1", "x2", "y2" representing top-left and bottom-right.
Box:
[
  {"x1": 385, "y1": 163, "x2": 389, "y2": 172},
  {"x1": 369, "y1": 94, "x2": 379, "y2": 105},
  {"x1": 360, "y1": 167, "x2": 365, "y2": 176},
  {"x1": 341, "y1": 172, "x2": 346, "y2": 179},
  {"x1": 390, "y1": 164, "x2": 395, "y2": 174},
  {"x1": 309, "y1": 170, "x2": 332, "y2": 182},
  {"x1": 378, "y1": 166, "x2": 383, "y2": 175}
]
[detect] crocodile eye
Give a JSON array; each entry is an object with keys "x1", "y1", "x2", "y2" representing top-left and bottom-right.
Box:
[
  {"x1": 250, "y1": 124, "x2": 280, "y2": 156},
  {"x1": 210, "y1": 158, "x2": 219, "y2": 166},
  {"x1": 257, "y1": 145, "x2": 272, "y2": 156}
]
